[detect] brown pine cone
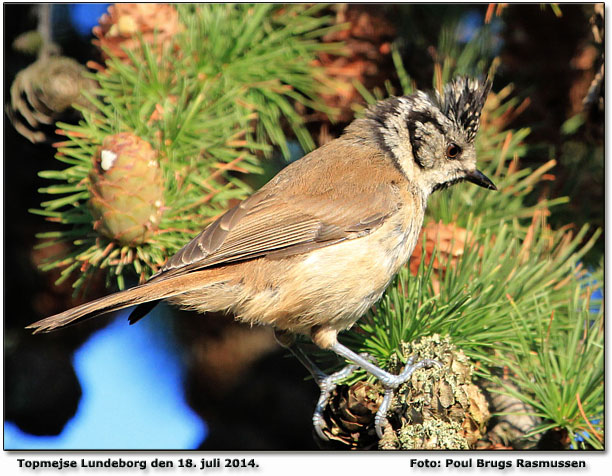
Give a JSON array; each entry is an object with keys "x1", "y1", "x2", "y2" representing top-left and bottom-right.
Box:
[
  {"x1": 7, "y1": 56, "x2": 96, "y2": 143},
  {"x1": 409, "y1": 221, "x2": 475, "y2": 294},
  {"x1": 93, "y1": 3, "x2": 183, "y2": 62},
  {"x1": 312, "y1": 5, "x2": 396, "y2": 125},
  {"x1": 317, "y1": 380, "x2": 382, "y2": 450}
]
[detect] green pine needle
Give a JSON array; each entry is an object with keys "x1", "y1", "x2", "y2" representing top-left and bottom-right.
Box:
[
  {"x1": 341, "y1": 35, "x2": 603, "y2": 448},
  {"x1": 32, "y1": 4, "x2": 343, "y2": 294}
]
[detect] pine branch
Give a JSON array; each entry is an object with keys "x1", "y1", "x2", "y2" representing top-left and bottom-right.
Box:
[{"x1": 32, "y1": 5, "x2": 342, "y2": 293}]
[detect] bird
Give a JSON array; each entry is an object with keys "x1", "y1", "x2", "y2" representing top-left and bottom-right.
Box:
[{"x1": 27, "y1": 76, "x2": 496, "y2": 440}]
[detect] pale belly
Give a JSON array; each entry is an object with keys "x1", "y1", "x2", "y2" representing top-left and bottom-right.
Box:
[{"x1": 231, "y1": 212, "x2": 423, "y2": 335}]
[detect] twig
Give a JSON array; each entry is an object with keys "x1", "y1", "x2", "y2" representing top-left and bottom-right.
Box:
[{"x1": 575, "y1": 392, "x2": 603, "y2": 443}]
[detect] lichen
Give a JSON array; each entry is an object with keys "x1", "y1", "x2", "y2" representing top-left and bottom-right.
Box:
[
  {"x1": 380, "y1": 334, "x2": 490, "y2": 450},
  {"x1": 397, "y1": 419, "x2": 470, "y2": 450}
]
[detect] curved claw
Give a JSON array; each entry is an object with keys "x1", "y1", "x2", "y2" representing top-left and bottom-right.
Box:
[
  {"x1": 307, "y1": 344, "x2": 442, "y2": 441},
  {"x1": 312, "y1": 356, "x2": 369, "y2": 440},
  {"x1": 313, "y1": 410, "x2": 328, "y2": 441},
  {"x1": 374, "y1": 389, "x2": 394, "y2": 438},
  {"x1": 373, "y1": 357, "x2": 442, "y2": 438}
]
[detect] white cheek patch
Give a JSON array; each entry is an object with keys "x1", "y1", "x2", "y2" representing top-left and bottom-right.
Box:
[{"x1": 381, "y1": 100, "x2": 415, "y2": 179}]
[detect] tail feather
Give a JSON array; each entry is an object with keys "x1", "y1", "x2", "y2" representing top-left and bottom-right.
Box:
[
  {"x1": 26, "y1": 270, "x2": 218, "y2": 333},
  {"x1": 128, "y1": 301, "x2": 160, "y2": 325},
  {"x1": 27, "y1": 285, "x2": 158, "y2": 333}
]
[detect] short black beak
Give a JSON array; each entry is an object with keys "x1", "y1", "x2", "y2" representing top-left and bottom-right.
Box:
[{"x1": 465, "y1": 169, "x2": 497, "y2": 190}]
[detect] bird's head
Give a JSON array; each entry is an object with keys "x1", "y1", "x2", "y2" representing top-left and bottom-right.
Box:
[{"x1": 363, "y1": 76, "x2": 496, "y2": 196}]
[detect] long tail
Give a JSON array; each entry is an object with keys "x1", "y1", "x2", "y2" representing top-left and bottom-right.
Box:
[{"x1": 26, "y1": 271, "x2": 216, "y2": 334}]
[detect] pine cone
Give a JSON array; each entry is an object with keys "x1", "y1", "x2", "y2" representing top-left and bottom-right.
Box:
[
  {"x1": 7, "y1": 56, "x2": 96, "y2": 143},
  {"x1": 317, "y1": 381, "x2": 382, "y2": 449},
  {"x1": 380, "y1": 335, "x2": 490, "y2": 450},
  {"x1": 93, "y1": 3, "x2": 183, "y2": 62},
  {"x1": 88, "y1": 132, "x2": 164, "y2": 245},
  {"x1": 312, "y1": 5, "x2": 396, "y2": 125},
  {"x1": 409, "y1": 221, "x2": 474, "y2": 293}
]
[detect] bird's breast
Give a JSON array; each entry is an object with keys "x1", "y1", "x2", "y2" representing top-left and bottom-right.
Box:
[{"x1": 233, "y1": 205, "x2": 425, "y2": 334}]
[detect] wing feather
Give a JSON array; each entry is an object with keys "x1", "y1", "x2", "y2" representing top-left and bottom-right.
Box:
[{"x1": 153, "y1": 141, "x2": 404, "y2": 280}]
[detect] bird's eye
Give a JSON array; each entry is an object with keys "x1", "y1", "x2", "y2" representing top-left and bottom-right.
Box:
[{"x1": 446, "y1": 143, "x2": 461, "y2": 159}]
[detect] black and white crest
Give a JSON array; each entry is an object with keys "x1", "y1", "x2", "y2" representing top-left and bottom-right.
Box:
[
  {"x1": 436, "y1": 77, "x2": 491, "y2": 143},
  {"x1": 351, "y1": 76, "x2": 492, "y2": 178}
]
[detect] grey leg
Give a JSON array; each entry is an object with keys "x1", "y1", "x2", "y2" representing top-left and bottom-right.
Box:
[
  {"x1": 285, "y1": 340, "x2": 328, "y2": 383},
  {"x1": 330, "y1": 341, "x2": 441, "y2": 438},
  {"x1": 284, "y1": 341, "x2": 368, "y2": 440},
  {"x1": 283, "y1": 335, "x2": 441, "y2": 440}
]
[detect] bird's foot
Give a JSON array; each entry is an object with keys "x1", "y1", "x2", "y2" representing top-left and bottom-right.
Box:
[
  {"x1": 312, "y1": 354, "x2": 374, "y2": 441},
  {"x1": 329, "y1": 341, "x2": 443, "y2": 439},
  {"x1": 372, "y1": 356, "x2": 441, "y2": 438},
  {"x1": 312, "y1": 352, "x2": 441, "y2": 440}
]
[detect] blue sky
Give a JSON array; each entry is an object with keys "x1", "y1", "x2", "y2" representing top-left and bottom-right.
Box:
[{"x1": 5, "y1": 307, "x2": 206, "y2": 450}]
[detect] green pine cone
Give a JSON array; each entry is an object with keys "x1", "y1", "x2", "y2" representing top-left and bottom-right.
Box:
[{"x1": 88, "y1": 132, "x2": 164, "y2": 245}]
